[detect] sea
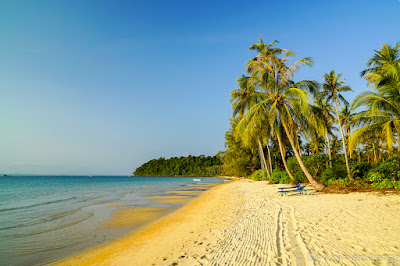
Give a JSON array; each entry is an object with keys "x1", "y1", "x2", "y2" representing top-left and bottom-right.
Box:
[{"x1": 0, "y1": 175, "x2": 223, "y2": 266}]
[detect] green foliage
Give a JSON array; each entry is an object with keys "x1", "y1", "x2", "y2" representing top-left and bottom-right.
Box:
[
  {"x1": 366, "y1": 171, "x2": 384, "y2": 182},
  {"x1": 350, "y1": 162, "x2": 371, "y2": 179},
  {"x1": 321, "y1": 164, "x2": 347, "y2": 184},
  {"x1": 371, "y1": 179, "x2": 400, "y2": 190},
  {"x1": 221, "y1": 119, "x2": 259, "y2": 177},
  {"x1": 324, "y1": 178, "x2": 350, "y2": 186},
  {"x1": 269, "y1": 170, "x2": 291, "y2": 184},
  {"x1": 370, "y1": 161, "x2": 397, "y2": 180},
  {"x1": 286, "y1": 156, "x2": 304, "y2": 182},
  {"x1": 249, "y1": 170, "x2": 266, "y2": 181},
  {"x1": 331, "y1": 154, "x2": 345, "y2": 165},
  {"x1": 323, "y1": 158, "x2": 400, "y2": 191},
  {"x1": 287, "y1": 154, "x2": 329, "y2": 183},
  {"x1": 133, "y1": 155, "x2": 223, "y2": 177}
]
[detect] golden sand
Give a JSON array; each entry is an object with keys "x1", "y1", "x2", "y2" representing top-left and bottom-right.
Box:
[
  {"x1": 101, "y1": 207, "x2": 170, "y2": 229},
  {"x1": 167, "y1": 190, "x2": 203, "y2": 195},
  {"x1": 55, "y1": 180, "x2": 400, "y2": 265},
  {"x1": 143, "y1": 195, "x2": 193, "y2": 205}
]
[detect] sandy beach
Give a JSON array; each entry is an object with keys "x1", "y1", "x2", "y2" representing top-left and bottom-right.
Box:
[{"x1": 55, "y1": 180, "x2": 400, "y2": 265}]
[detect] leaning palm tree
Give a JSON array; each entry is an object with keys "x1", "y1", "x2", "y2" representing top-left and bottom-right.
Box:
[
  {"x1": 274, "y1": 124, "x2": 295, "y2": 180},
  {"x1": 321, "y1": 70, "x2": 354, "y2": 180},
  {"x1": 240, "y1": 39, "x2": 294, "y2": 179},
  {"x1": 245, "y1": 49, "x2": 325, "y2": 191}
]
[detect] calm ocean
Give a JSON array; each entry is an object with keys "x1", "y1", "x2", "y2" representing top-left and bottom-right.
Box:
[{"x1": 0, "y1": 175, "x2": 223, "y2": 265}]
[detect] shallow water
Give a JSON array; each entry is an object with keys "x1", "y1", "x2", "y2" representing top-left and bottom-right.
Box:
[{"x1": 0, "y1": 175, "x2": 222, "y2": 265}]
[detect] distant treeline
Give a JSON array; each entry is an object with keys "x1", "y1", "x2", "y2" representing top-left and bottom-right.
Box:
[{"x1": 133, "y1": 155, "x2": 223, "y2": 177}]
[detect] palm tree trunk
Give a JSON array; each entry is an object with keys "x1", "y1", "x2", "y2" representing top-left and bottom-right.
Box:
[
  {"x1": 372, "y1": 142, "x2": 377, "y2": 163},
  {"x1": 397, "y1": 130, "x2": 400, "y2": 181},
  {"x1": 265, "y1": 142, "x2": 273, "y2": 173},
  {"x1": 276, "y1": 133, "x2": 295, "y2": 180},
  {"x1": 325, "y1": 133, "x2": 332, "y2": 167},
  {"x1": 257, "y1": 139, "x2": 270, "y2": 180},
  {"x1": 281, "y1": 120, "x2": 325, "y2": 191},
  {"x1": 333, "y1": 99, "x2": 353, "y2": 181},
  {"x1": 324, "y1": 139, "x2": 329, "y2": 168}
]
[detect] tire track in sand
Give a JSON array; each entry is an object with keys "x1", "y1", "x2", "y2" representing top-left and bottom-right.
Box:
[{"x1": 207, "y1": 182, "x2": 308, "y2": 266}]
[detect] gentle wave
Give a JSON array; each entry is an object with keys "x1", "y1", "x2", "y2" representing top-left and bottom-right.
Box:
[
  {"x1": 0, "y1": 212, "x2": 95, "y2": 239},
  {"x1": 0, "y1": 208, "x2": 83, "y2": 231},
  {"x1": 0, "y1": 193, "x2": 97, "y2": 213}
]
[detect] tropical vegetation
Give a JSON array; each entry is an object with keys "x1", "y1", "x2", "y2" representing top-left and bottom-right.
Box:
[
  {"x1": 133, "y1": 40, "x2": 400, "y2": 193},
  {"x1": 133, "y1": 155, "x2": 223, "y2": 177},
  {"x1": 222, "y1": 39, "x2": 400, "y2": 192}
]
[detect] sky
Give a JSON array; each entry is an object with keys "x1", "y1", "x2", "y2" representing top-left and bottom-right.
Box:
[{"x1": 0, "y1": 0, "x2": 399, "y2": 175}]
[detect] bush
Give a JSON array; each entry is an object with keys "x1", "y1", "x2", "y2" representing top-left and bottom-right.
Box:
[
  {"x1": 325, "y1": 178, "x2": 351, "y2": 186},
  {"x1": 371, "y1": 179, "x2": 398, "y2": 189},
  {"x1": 321, "y1": 164, "x2": 347, "y2": 184},
  {"x1": 331, "y1": 154, "x2": 345, "y2": 165},
  {"x1": 366, "y1": 171, "x2": 385, "y2": 182},
  {"x1": 350, "y1": 162, "x2": 372, "y2": 179},
  {"x1": 369, "y1": 161, "x2": 397, "y2": 180},
  {"x1": 287, "y1": 157, "x2": 305, "y2": 182},
  {"x1": 269, "y1": 170, "x2": 291, "y2": 184},
  {"x1": 249, "y1": 170, "x2": 267, "y2": 181},
  {"x1": 287, "y1": 154, "x2": 329, "y2": 183}
]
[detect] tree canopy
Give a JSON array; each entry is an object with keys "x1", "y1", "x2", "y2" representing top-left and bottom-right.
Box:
[{"x1": 133, "y1": 155, "x2": 223, "y2": 177}]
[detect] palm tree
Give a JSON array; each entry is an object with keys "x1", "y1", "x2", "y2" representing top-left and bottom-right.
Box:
[
  {"x1": 350, "y1": 43, "x2": 400, "y2": 179},
  {"x1": 231, "y1": 75, "x2": 261, "y2": 118},
  {"x1": 360, "y1": 43, "x2": 400, "y2": 78},
  {"x1": 312, "y1": 95, "x2": 336, "y2": 166},
  {"x1": 321, "y1": 70, "x2": 354, "y2": 180},
  {"x1": 246, "y1": 38, "x2": 286, "y2": 76},
  {"x1": 232, "y1": 39, "x2": 292, "y2": 180},
  {"x1": 245, "y1": 48, "x2": 325, "y2": 191},
  {"x1": 330, "y1": 135, "x2": 343, "y2": 155},
  {"x1": 339, "y1": 105, "x2": 355, "y2": 136},
  {"x1": 310, "y1": 135, "x2": 325, "y2": 154},
  {"x1": 303, "y1": 142, "x2": 312, "y2": 156},
  {"x1": 230, "y1": 75, "x2": 270, "y2": 179},
  {"x1": 274, "y1": 125, "x2": 295, "y2": 180},
  {"x1": 340, "y1": 105, "x2": 355, "y2": 159},
  {"x1": 354, "y1": 147, "x2": 362, "y2": 163},
  {"x1": 241, "y1": 39, "x2": 294, "y2": 180},
  {"x1": 351, "y1": 65, "x2": 400, "y2": 179}
]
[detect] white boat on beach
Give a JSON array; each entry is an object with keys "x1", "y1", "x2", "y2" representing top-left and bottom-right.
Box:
[{"x1": 193, "y1": 178, "x2": 202, "y2": 182}]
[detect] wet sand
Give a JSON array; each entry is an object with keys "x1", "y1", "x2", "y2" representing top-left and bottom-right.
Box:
[
  {"x1": 101, "y1": 207, "x2": 171, "y2": 229},
  {"x1": 55, "y1": 180, "x2": 400, "y2": 265},
  {"x1": 143, "y1": 195, "x2": 193, "y2": 205}
]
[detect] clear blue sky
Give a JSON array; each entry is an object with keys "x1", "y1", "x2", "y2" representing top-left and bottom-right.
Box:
[{"x1": 1, "y1": 0, "x2": 399, "y2": 175}]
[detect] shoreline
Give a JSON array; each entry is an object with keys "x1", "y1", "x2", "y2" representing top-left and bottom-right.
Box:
[
  {"x1": 54, "y1": 180, "x2": 400, "y2": 265},
  {"x1": 53, "y1": 181, "x2": 230, "y2": 265}
]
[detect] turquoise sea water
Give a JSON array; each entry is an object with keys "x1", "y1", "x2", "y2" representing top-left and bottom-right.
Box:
[{"x1": 0, "y1": 175, "x2": 223, "y2": 266}]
